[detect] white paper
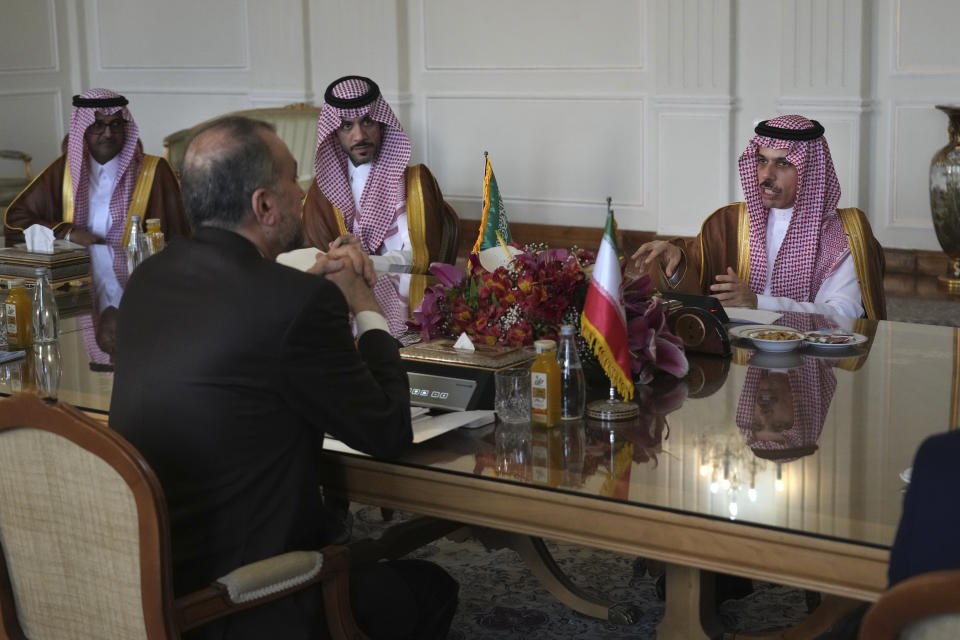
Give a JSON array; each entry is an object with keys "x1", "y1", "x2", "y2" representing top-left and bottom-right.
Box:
[
  {"x1": 453, "y1": 332, "x2": 476, "y2": 351},
  {"x1": 478, "y1": 245, "x2": 524, "y2": 272},
  {"x1": 24, "y1": 224, "x2": 55, "y2": 254},
  {"x1": 276, "y1": 247, "x2": 323, "y2": 271},
  {"x1": 724, "y1": 307, "x2": 782, "y2": 325},
  {"x1": 323, "y1": 409, "x2": 496, "y2": 455}
]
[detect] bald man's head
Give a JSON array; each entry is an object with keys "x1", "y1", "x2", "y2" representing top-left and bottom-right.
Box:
[{"x1": 180, "y1": 116, "x2": 279, "y2": 230}]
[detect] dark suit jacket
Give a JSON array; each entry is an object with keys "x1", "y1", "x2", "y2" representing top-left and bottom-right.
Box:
[
  {"x1": 888, "y1": 430, "x2": 960, "y2": 586},
  {"x1": 109, "y1": 227, "x2": 412, "y2": 639}
]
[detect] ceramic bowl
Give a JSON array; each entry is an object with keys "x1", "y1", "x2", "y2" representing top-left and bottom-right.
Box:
[{"x1": 746, "y1": 328, "x2": 805, "y2": 352}]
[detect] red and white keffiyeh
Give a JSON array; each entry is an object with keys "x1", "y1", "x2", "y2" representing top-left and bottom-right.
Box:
[
  {"x1": 314, "y1": 76, "x2": 411, "y2": 255},
  {"x1": 737, "y1": 114, "x2": 848, "y2": 302},
  {"x1": 67, "y1": 88, "x2": 142, "y2": 255}
]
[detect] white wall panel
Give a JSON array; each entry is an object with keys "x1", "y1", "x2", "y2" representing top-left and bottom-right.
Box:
[
  {"x1": 422, "y1": 0, "x2": 644, "y2": 70},
  {"x1": 782, "y1": 0, "x2": 858, "y2": 92},
  {"x1": 0, "y1": 91, "x2": 65, "y2": 172},
  {"x1": 889, "y1": 104, "x2": 945, "y2": 228},
  {"x1": 120, "y1": 90, "x2": 251, "y2": 156},
  {"x1": 656, "y1": 0, "x2": 730, "y2": 92},
  {"x1": 426, "y1": 95, "x2": 645, "y2": 228},
  {"x1": 0, "y1": 0, "x2": 58, "y2": 72},
  {"x1": 657, "y1": 110, "x2": 730, "y2": 235},
  {"x1": 95, "y1": 0, "x2": 248, "y2": 69},
  {"x1": 895, "y1": 0, "x2": 960, "y2": 73}
]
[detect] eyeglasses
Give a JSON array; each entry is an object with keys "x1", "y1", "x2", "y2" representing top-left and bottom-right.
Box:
[{"x1": 88, "y1": 119, "x2": 126, "y2": 134}]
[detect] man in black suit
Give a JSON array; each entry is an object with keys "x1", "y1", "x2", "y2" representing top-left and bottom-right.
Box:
[{"x1": 110, "y1": 116, "x2": 457, "y2": 639}]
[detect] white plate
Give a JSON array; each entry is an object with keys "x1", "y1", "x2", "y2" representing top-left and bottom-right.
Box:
[
  {"x1": 804, "y1": 329, "x2": 868, "y2": 349},
  {"x1": 729, "y1": 324, "x2": 790, "y2": 340}
]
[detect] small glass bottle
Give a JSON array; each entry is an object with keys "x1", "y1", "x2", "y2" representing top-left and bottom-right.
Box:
[
  {"x1": 5, "y1": 279, "x2": 32, "y2": 349},
  {"x1": 145, "y1": 218, "x2": 165, "y2": 254},
  {"x1": 556, "y1": 324, "x2": 586, "y2": 420},
  {"x1": 126, "y1": 214, "x2": 148, "y2": 273},
  {"x1": 530, "y1": 339, "x2": 561, "y2": 427},
  {"x1": 32, "y1": 267, "x2": 59, "y2": 344}
]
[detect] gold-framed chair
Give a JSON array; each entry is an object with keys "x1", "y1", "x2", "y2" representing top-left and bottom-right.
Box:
[
  {"x1": 858, "y1": 570, "x2": 960, "y2": 639},
  {"x1": 0, "y1": 392, "x2": 369, "y2": 640},
  {"x1": 163, "y1": 103, "x2": 322, "y2": 191}
]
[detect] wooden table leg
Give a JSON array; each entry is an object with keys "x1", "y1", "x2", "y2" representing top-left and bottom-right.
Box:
[
  {"x1": 495, "y1": 532, "x2": 640, "y2": 625},
  {"x1": 657, "y1": 564, "x2": 725, "y2": 640}
]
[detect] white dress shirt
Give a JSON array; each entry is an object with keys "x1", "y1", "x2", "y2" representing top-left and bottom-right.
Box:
[
  {"x1": 755, "y1": 206, "x2": 864, "y2": 320},
  {"x1": 87, "y1": 156, "x2": 124, "y2": 311},
  {"x1": 347, "y1": 159, "x2": 412, "y2": 298},
  {"x1": 347, "y1": 159, "x2": 412, "y2": 256}
]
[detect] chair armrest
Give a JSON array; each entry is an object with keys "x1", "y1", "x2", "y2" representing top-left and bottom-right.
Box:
[
  {"x1": 174, "y1": 546, "x2": 369, "y2": 639},
  {"x1": 859, "y1": 569, "x2": 960, "y2": 640},
  {"x1": 0, "y1": 150, "x2": 33, "y2": 180}
]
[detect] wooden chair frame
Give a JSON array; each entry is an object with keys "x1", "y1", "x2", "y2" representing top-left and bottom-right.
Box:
[
  {"x1": 0, "y1": 393, "x2": 369, "y2": 640},
  {"x1": 859, "y1": 569, "x2": 960, "y2": 640}
]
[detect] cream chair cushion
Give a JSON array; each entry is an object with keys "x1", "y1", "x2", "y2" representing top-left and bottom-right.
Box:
[
  {"x1": 0, "y1": 428, "x2": 146, "y2": 639},
  {"x1": 163, "y1": 104, "x2": 322, "y2": 191}
]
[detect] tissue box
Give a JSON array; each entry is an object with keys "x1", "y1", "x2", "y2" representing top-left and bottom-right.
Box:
[{"x1": 0, "y1": 245, "x2": 90, "y2": 286}]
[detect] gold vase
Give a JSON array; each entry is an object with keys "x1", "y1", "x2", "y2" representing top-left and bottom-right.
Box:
[{"x1": 930, "y1": 105, "x2": 960, "y2": 293}]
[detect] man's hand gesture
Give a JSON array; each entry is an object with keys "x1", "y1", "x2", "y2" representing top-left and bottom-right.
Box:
[{"x1": 709, "y1": 267, "x2": 757, "y2": 308}]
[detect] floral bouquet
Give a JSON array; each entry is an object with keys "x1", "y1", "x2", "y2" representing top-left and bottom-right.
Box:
[{"x1": 408, "y1": 244, "x2": 688, "y2": 384}]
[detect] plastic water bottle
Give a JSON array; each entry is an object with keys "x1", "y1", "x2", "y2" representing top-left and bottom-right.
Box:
[
  {"x1": 556, "y1": 324, "x2": 586, "y2": 420},
  {"x1": 126, "y1": 215, "x2": 150, "y2": 272},
  {"x1": 31, "y1": 267, "x2": 59, "y2": 344}
]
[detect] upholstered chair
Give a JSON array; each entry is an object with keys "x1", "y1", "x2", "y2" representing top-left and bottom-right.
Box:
[
  {"x1": 0, "y1": 392, "x2": 369, "y2": 640},
  {"x1": 859, "y1": 569, "x2": 960, "y2": 639}
]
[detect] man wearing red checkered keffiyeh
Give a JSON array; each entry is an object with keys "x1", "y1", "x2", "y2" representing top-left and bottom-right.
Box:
[
  {"x1": 5, "y1": 88, "x2": 189, "y2": 365},
  {"x1": 302, "y1": 76, "x2": 460, "y2": 340},
  {"x1": 633, "y1": 115, "x2": 886, "y2": 321}
]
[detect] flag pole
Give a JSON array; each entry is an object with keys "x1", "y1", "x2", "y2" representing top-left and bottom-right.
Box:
[{"x1": 583, "y1": 195, "x2": 638, "y2": 421}]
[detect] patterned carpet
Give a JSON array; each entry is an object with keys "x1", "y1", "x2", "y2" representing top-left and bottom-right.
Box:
[{"x1": 352, "y1": 506, "x2": 812, "y2": 639}]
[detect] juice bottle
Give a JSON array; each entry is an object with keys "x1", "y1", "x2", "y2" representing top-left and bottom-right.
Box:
[
  {"x1": 145, "y1": 218, "x2": 165, "y2": 254},
  {"x1": 5, "y1": 279, "x2": 32, "y2": 349},
  {"x1": 530, "y1": 339, "x2": 561, "y2": 427}
]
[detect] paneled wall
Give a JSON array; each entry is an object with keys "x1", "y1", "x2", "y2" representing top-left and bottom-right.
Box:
[{"x1": 2, "y1": 0, "x2": 959, "y2": 251}]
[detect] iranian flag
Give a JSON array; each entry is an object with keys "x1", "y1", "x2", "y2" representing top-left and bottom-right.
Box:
[
  {"x1": 580, "y1": 209, "x2": 634, "y2": 401},
  {"x1": 471, "y1": 155, "x2": 513, "y2": 254}
]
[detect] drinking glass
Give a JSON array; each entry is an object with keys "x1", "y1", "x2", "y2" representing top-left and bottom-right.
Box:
[{"x1": 495, "y1": 367, "x2": 532, "y2": 424}]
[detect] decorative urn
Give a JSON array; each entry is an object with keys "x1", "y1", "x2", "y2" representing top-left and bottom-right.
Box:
[{"x1": 930, "y1": 105, "x2": 960, "y2": 292}]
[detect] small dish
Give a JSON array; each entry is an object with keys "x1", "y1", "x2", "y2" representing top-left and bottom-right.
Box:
[
  {"x1": 804, "y1": 329, "x2": 868, "y2": 349},
  {"x1": 746, "y1": 328, "x2": 805, "y2": 352},
  {"x1": 729, "y1": 324, "x2": 787, "y2": 340}
]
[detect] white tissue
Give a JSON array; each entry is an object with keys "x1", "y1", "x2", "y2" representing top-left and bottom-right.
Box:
[
  {"x1": 453, "y1": 332, "x2": 476, "y2": 351},
  {"x1": 25, "y1": 225, "x2": 55, "y2": 254}
]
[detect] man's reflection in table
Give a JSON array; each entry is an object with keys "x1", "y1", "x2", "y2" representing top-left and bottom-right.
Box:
[{"x1": 736, "y1": 356, "x2": 836, "y2": 462}]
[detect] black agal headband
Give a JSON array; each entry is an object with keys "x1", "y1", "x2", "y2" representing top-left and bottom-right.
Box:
[
  {"x1": 72, "y1": 94, "x2": 128, "y2": 108},
  {"x1": 324, "y1": 76, "x2": 380, "y2": 109},
  {"x1": 754, "y1": 119, "x2": 824, "y2": 141}
]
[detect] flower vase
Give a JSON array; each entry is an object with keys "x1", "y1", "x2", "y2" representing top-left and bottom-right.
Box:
[{"x1": 930, "y1": 105, "x2": 960, "y2": 293}]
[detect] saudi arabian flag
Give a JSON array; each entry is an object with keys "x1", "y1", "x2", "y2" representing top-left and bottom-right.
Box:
[
  {"x1": 580, "y1": 208, "x2": 634, "y2": 401},
  {"x1": 472, "y1": 156, "x2": 513, "y2": 254}
]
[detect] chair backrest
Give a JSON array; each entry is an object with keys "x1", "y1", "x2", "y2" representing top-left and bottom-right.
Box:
[
  {"x1": 163, "y1": 104, "x2": 322, "y2": 191},
  {"x1": 0, "y1": 393, "x2": 176, "y2": 640},
  {"x1": 859, "y1": 569, "x2": 960, "y2": 640}
]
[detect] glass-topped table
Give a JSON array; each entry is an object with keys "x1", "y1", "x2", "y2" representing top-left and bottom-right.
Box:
[{"x1": 3, "y1": 314, "x2": 958, "y2": 638}]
